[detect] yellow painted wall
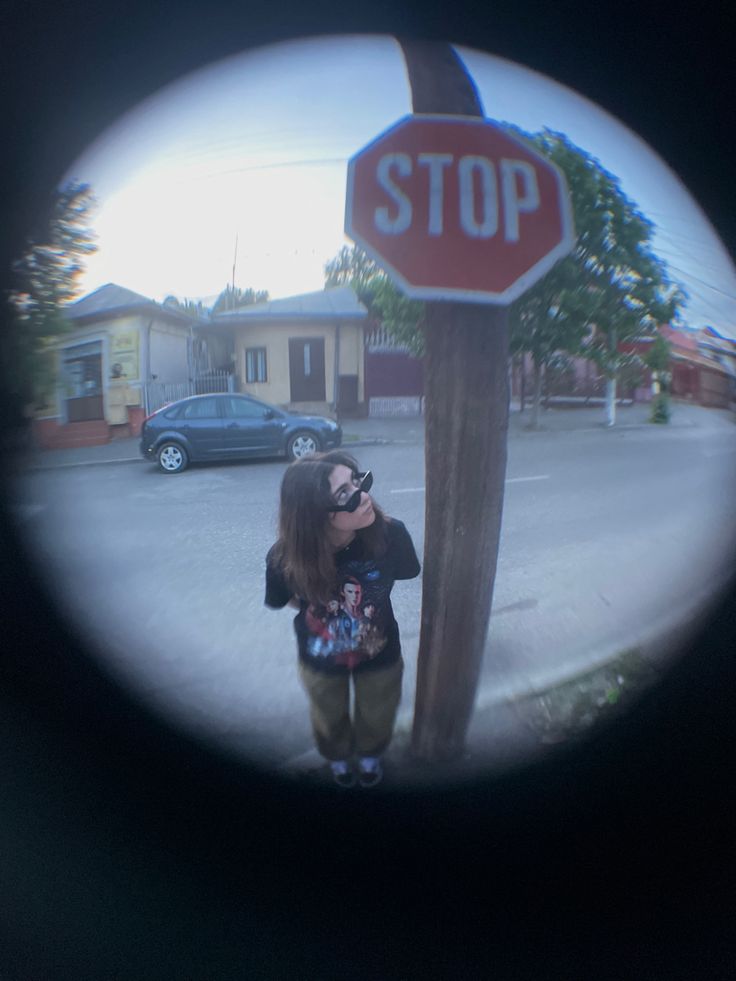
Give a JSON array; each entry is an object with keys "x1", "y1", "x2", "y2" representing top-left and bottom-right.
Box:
[
  {"x1": 109, "y1": 319, "x2": 141, "y2": 381},
  {"x1": 49, "y1": 321, "x2": 120, "y2": 420},
  {"x1": 51, "y1": 312, "x2": 189, "y2": 421},
  {"x1": 235, "y1": 320, "x2": 365, "y2": 406},
  {"x1": 338, "y1": 324, "x2": 365, "y2": 401}
]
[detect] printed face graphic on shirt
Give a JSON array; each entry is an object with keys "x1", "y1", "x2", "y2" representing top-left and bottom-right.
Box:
[
  {"x1": 304, "y1": 566, "x2": 390, "y2": 664},
  {"x1": 341, "y1": 579, "x2": 362, "y2": 617}
]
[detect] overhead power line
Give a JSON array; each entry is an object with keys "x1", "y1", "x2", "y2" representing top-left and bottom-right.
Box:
[{"x1": 662, "y1": 262, "x2": 736, "y2": 303}]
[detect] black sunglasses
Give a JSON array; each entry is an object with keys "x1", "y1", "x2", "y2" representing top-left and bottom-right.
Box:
[{"x1": 328, "y1": 471, "x2": 373, "y2": 512}]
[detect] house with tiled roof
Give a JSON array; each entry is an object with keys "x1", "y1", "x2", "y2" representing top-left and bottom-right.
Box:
[
  {"x1": 509, "y1": 321, "x2": 736, "y2": 411},
  {"x1": 661, "y1": 324, "x2": 735, "y2": 408},
  {"x1": 204, "y1": 285, "x2": 370, "y2": 416},
  {"x1": 35, "y1": 283, "x2": 200, "y2": 448},
  {"x1": 698, "y1": 326, "x2": 736, "y2": 401}
]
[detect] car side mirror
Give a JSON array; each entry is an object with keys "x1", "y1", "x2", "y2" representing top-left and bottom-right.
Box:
[{"x1": 263, "y1": 409, "x2": 274, "y2": 419}]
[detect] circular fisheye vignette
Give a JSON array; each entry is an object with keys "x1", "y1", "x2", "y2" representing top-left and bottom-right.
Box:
[{"x1": 9, "y1": 33, "x2": 736, "y2": 785}]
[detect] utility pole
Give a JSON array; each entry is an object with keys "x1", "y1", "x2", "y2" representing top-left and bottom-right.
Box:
[
  {"x1": 231, "y1": 232, "x2": 238, "y2": 301},
  {"x1": 344, "y1": 41, "x2": 573, "y2": 763},
  {"x1": 399, "y1": 40, "x2": 510, "y2": 762}
]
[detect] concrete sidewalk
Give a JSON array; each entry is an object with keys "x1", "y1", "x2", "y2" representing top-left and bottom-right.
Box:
[
  {"x1": 19, "y1": 398, "x2": 734, "y2": 470},
  {"x1": 507, "y1": 398, "x2": 736, "y2": 435}
]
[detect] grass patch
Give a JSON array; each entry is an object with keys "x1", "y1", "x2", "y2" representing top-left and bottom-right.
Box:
[{"x1": 513, "y1": 647, "x2": 660, "y2": 745}]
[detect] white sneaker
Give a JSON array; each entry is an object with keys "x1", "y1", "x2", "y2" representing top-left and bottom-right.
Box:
[
  {"x1": 329, "y1": 760, "x2": 356, "y2": 788},
  {"x1": 357, "y1": 756, "x2": 383, "y2": 788}
]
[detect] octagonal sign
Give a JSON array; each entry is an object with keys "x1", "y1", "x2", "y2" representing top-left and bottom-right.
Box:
[{"x1": 345, "y1": 115, "x2": 575, "y2": 305}]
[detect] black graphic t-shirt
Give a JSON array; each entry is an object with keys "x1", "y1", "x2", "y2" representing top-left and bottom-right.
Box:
[{"x1": 265, "y1": 519, "x2": 421, "y2": 675}]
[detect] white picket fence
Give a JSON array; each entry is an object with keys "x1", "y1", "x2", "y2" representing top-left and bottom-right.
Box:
[{"x1": 364, "y1": 325, "x2": 413, "y2": 353}]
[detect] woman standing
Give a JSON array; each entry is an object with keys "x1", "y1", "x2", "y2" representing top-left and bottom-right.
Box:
[{"x1": 265, "y1": 450, "x2": 420, "y2": 788}]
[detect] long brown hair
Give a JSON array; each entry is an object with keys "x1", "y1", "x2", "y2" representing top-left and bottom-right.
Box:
[{"x1": 272, "y1": 450, "x2": 389, "y2": 605}]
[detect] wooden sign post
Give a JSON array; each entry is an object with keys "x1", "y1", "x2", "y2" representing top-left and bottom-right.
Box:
[{"x1": 345, "y1": 40, "x2": 574, "y2": 761}]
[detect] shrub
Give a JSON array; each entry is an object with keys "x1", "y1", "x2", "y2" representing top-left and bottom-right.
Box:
[{"x1": 650, "y1": 393, "x2": 671, "y2": 424}]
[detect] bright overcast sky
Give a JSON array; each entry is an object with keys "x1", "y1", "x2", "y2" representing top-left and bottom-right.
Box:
[{"x1": 65, "y1": 34, "x2": 736, "y2": 338}]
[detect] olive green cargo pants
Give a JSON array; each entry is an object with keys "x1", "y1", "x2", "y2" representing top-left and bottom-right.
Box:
[{"x1": 298, "y1": 657, "x2": 403, "y2": 761}]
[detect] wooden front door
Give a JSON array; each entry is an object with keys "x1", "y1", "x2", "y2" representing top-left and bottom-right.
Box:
[{"x1": 289, "y1": 337, "x2": 326, "y2": 402}]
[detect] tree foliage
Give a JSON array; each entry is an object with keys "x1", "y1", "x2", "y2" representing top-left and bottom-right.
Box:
[
  {"x1": 211, "y1": 284, "x2": 269, "y2": 314},
  {"x1": 643, "y1": 331, "x2": 672, "y2": 375},
  {"x1": 505, "y1": 127, "x2": 686, "y2": 425},
  {"x1": 162, "y1": 295, "x2": 209, "y2": 318},
  {"x1": 6, "y1": 182, "x2": 97, "y2": 406},
  {"x1": 163, "y1": 285, "x2": 269, "y2": 318},
  {"x1": 330, "y1": 131, "x2": 685, "y2": 426},
  {"x1": 324, "y1": 245, "x2": 382, "y2": 302},
  {"x1": 370, "y1": 277, "x2": 426, "y2": 356},
  {"x1": 324, "y1": 245, "x2": 425, "y2": 355}
]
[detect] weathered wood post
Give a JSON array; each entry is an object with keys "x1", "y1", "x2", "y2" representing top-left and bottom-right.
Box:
[
  {"x1": 398, "y1": 41, "x2": 510, "y2": 761},
  {"x1": 344, "y1": 40, "x2": 574, "y2": 763}
]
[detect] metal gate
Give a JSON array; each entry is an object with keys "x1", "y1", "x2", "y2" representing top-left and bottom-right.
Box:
[{"x1": 143, "y1": 371, "x2": 235, "y2": 415}]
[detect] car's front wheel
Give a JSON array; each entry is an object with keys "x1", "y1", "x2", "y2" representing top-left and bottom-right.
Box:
[
  {"x1": 157, "y1": 441, "x2": 189, "y2": 473},
  {"x1": 286, "y1": 431, "x2": 320, "y2": 461}
]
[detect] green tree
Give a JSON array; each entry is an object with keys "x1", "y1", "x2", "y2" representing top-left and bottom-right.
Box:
[
  {"x1": 334, "y1": 129, "x2": 685, "y2": 429},
  {"x1": 324, "y1": 245, "x2": 382, "y2": 301},
  {"x1": 643, "y1": 330, "x2": 672, "y2": 380},
  {"x1": 324, "y1": 245, "x2": 425, "y2": 354},
  {"x1": 7, "y1": 181, "x2": 97, "y2": 408},
  {"x1": 162, "y1": 295, "x2": 208, "y2": 318},
  {"x1": 507, "y1": 127, "x2": 685, "y2": 427},
  {"x1": 643, "y1": 330, "x2": 673, "y2": 423},
  {"x1": 370, "y1": 276, "x2": 426, "y2": 356},
  {"x1": 211, "y1": 284, "x2": 269, "y2": 314},
  {"x1": 508, "y1": 250, "x2": 591, "y2": 428}
]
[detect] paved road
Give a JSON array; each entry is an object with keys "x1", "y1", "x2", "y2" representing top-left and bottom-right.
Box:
[{"x1": 9, "y1": 407, "x2": 736, "y2": 771}]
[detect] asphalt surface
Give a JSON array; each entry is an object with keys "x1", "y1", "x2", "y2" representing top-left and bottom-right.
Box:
[{"x1": 7, "y1": 394, "x2": 736, "y2": 783}]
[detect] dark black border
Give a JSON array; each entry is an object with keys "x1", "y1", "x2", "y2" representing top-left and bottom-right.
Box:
[{"x1": 2, "y1": 2, "x2": 735, "y2": 978}]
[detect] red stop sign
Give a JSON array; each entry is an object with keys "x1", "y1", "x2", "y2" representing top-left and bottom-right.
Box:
[{"x1": 345, "y1": 114, "x2": 575, "y2": 304}]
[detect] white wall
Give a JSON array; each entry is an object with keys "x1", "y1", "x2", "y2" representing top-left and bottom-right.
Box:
[{"x1": 149, "y1": 319, "x2": 191, "y2": 382}]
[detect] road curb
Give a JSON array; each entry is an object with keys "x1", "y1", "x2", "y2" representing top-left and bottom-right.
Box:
[
  {"x1": 25, "y1": 438, "x2": 400, "y2": 471},
  {"x1": 25, "y1": 456, "x2": 144, "y2": 472},
  {"x1": 20, "y1": 407, "x2": 734, "y2": 471},
  {"x1": 342, "y1": 438, "x2": 392, "y2": 446}
]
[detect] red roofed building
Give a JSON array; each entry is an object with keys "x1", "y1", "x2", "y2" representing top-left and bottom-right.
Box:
[
  {"x1": 510, "y1": 322, "x2": 736, "y2": 411},
  {"x1": 661, "y1": 324, "x2": 735, "y2": 408}
]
